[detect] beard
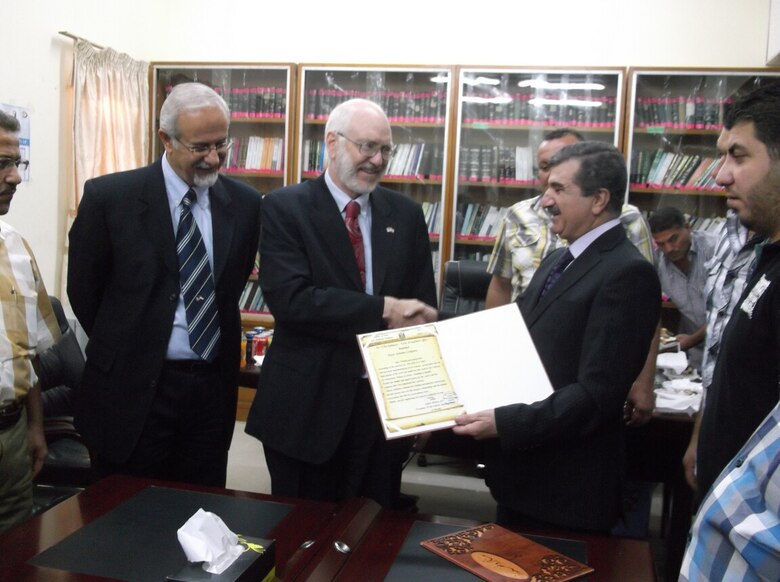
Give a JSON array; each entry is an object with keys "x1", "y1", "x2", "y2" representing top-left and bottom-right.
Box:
[
  {"x1": 193, "y1": 171, "x2": 219, "y2": 188},
  {"x1": 331, "y1": 145, "x2": 385, "y2": 195},
  {"x1": 734, "y1": 163, "x2": 780, "y2": 239}
]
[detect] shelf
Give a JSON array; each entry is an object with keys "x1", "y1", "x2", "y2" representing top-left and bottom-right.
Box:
[
  {"x1": 633, "y1": 126, "x2": 720, "y2": 136},
  {"x1": 222, "y1": 170, "x2": 284, "y2": 178},
  {"x1": 454, "y1": 236, "x2": 496, "y2": 246},
  {"x1": 630, "y1": 185, "x2": 725, "y2": 197},
  {"x1": 458, "y1": 180, "x2": 538, "y2": 190},
  {"x1": 302, "y1": 119, "x2": 445, "y2": 129},
  {"x1": 241, "y1": 311, "x2": 274, "y2": 329},
  {"x1": 230, "y1": 117, "x2": 287, "y2": 124},
  {"x1": 462, "y1": 122, "x2": 616, "y2": 133}
]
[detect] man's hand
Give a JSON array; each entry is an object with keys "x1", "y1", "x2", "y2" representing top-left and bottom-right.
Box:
[
  {"x1": 676, "y1": 333, "x2": 694, "y2": 351},
  {"x1": 27, "y1": 423, "x2": 47, "y2": 477},
  {"x1": 452, "y1": 410, "x2": 498, "y2": 440},
  {"x1": 383, "y1": 297, "x2": 437, "y2": 329},
  {"x1": 682, "y1": 414, "x2": 702, "y2": 491},
  {"x1": 624, "y1": 378, "x2": 655, "y2": 427}
]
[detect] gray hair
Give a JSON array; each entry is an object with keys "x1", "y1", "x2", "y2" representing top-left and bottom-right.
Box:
[
  {"x1": 324, "y1": 98, "x2": 387, "y2": 136},
  {"x1": 0, "y1": 109, "x2": 20, "y2": 134},
  {"x1": 159, "y1": 82, "x2": 230, "y2": 138}
]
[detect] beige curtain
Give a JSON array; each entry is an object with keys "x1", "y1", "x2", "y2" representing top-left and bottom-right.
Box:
[{"x1": 61, "y1": 40, "x2": 149, "y2": 300}]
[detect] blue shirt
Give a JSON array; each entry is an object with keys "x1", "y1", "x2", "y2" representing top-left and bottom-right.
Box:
[
  {"x1": 161, "y1": 153, "x2": 215, "y2": 360},
  {"x1": 680, "y1": 401, "x2": 780, "y2": 581}
]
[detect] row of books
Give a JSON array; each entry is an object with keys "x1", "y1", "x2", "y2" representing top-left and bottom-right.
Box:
[
  {"x1": 239, "y1": 280, "x2": 268, "y2": 313},
  {"x1": 630, "y1": 150, "x2": 722, "y2": 190},
  {"x1": 164, "y1": 85, "x2": 287, "y2": 119},
  {"x1": 225, "y1": 137, "x2": 285, "y2": 172},
  {"x1": 458, "y1": 146, "x2": 537, "y2": 184},
  {"x1": 634, "y1": 96, "x2": 730, "y2": 129},
  {"x1": 462, "y1": 94, "x2": 617, "y2": 127},
  {"x1": 421, "y1": 201, "x2": 442, "y2": 234},
  {"x1": 456, "y1": 203, "x2": 510, "y2": 239},
  {"x1": 305, "y1": 89, "x2": 448, "y2": 123},
  {"x1": 302, "y1": 140, "x2": 445, "y2": 179}
]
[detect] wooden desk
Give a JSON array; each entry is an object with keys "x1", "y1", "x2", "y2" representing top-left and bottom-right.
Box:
[{"x1": 2, "y1": 475, "x2": 655, "y2": 581}]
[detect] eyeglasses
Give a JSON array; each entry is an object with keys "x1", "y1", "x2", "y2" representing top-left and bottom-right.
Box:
[
  {"x1": 0, "y1": 157, "x2": 29, "y2": 172},
  {"x1": 173, "y1": 137, "x2": 231, "y2": 156},
  {"x1": 337, "y1": 132, "x2": 396, "y2": 160}
]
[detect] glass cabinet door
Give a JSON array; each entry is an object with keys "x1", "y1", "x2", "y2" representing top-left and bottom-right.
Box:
[
  {"x1": 452, "y1": 68, "x2": 624, "y2": 263},
  {"x1": 151, "y1": 63, "x2": 293, "y2": 326},
  {"x1": 626, "y1": 69, "x2": 780, "y2": 231},
  {"x1": 296, "y1": 65, "x2": 454, "y2": 284}
]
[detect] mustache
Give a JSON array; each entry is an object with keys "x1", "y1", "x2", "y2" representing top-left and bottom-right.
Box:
[{"x1": 544, "y1": 206, "x2": 561, "y2": 217}]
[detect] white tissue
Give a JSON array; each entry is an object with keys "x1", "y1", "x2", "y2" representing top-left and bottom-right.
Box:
[
  {"x1": 176, "y1": 508, "x2": 244, "y2": 574},
  {"x1": 656, "y1": 351, "x2": 689, "y2": 375}
]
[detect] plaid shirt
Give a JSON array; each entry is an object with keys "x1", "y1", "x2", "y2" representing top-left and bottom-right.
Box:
[
  {"x1": 486, "y1": 195, "x2": 654, "y2": 300},
  {"x1": 680, "y1": 401, "x2": 780, "y2": 581},
  {"x1": 701, "y1": 212, "x2": 761, "y2": 390},
  {"x1": 0, "y1": 220, "x2": 60, "y2": 403}
]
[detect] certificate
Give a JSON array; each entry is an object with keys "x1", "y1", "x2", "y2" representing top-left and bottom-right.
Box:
[{"x1": 357, "y1": 303, "x2": 553, "y2": 439}]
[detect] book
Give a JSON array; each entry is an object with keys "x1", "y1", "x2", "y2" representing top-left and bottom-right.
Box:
[{"x1": 421, "y1": 523, "x2": 593, "y2": 582}]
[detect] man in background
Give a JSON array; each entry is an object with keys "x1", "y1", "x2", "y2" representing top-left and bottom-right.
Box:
[
  {"x1": 455, "y1": 142, "x2": 660, "y2": 533},
  {"x1": 681, "y1": 209, "x2": 760, "y2": 492},
  {"x1": 648, "y1": 206, "x2": 717, "y2": 371},
  {"x1": 682, "y1": 81, "x2": 780, "y2": 507},
  {"x1": 0, "y1": 109, "x2": 60, "y2": 532},
  {"x1": 485, "y1": 129, "x2": 657, "y2": 425},
  {"x1": 68, "y1": 83, "x2": 261, "y2": 487},
  {"x1": 246, "y1": 99, "x2": 437, "y2": 508}
]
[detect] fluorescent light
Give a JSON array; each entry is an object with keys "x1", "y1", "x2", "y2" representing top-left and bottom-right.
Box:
[
  {"x1": 518, "y1": 79, "x2": 605, "y2": 91},
  {"x1": 429, "y1": 74, "x2": 450, "y2": 84},
  {"x1": 463, "y1": 76, "x2": 501, "y2": 87}
]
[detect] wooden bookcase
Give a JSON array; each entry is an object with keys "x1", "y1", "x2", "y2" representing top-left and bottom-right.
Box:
[
  {"x1": 294, "y1": 64, "x2": 456, "y2": 285},
  {"x1": 150, "y1": 63, "x2": 294, "y2": 330},
  {"x1": 624, "y1": 68, "x2": 780, "y2": 228},
  {"x1": 450, "y1": 67, "x2": 625, "y2": 263}
]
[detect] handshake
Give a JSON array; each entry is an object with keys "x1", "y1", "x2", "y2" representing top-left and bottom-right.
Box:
[{"x1": 382, "y1": 297, "x2": 438, "y2": 329}]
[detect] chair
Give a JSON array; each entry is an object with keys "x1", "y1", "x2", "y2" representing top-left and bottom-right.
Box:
[
  {"x1": 439, "y1": 260, "x2": 492, "y2": 318},
  {"x1": 33, "y1": 297, "x2": 92, "y2": 514}
]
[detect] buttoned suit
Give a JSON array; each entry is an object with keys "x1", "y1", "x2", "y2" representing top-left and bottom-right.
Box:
[
  {"x1": 486, "y1": 224, "x2": 661, "y2": 532},
  {"x1": 245, "y1": 174, "x2": 436, "y2": 502},
  {"x1": 68, "y1": 160, "x2": 261, "y2": 468}
]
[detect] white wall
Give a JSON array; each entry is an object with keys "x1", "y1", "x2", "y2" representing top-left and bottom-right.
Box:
[{"x1": 3, "y1": 0, "x2": 774, "y2": 292}]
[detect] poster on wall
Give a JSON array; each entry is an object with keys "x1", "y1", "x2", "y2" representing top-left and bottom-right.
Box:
[{"x1": 0, "y1": 103, "x2": 30, "y2": 182}]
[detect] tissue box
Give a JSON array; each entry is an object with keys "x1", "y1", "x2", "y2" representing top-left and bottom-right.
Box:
[{"x1": 167, "y1": 536, "x2": 276, "y2": 582}]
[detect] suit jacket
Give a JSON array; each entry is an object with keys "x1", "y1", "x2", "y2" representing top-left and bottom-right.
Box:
[
  {"x1": 245, "y1": 175, "x2": 437, "y2": 464},
  {"x1": 486, "y1": 224, "x2": 660, "y2": 532},
  {"x1": 67, "y1": 161, "x2": 261, "y2": 463}
]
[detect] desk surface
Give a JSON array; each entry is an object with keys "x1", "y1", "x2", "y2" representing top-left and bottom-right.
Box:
[{"x1": 2, "y1": 475, "x2": 656, "y2": 581}]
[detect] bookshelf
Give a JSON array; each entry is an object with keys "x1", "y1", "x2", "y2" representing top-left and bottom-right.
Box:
[
  {"x1": 294, "y1": 65, "x2": 455, "y2": 283},
  {"x1": 625, "y1": 68, "x2": 780, "y2": 226},
  {"x1": 451, "y1": 68, "x2": 625, "y2": 262},
  {"x1": 150, "y1": 63, "x2": 295, "y2": 326}
]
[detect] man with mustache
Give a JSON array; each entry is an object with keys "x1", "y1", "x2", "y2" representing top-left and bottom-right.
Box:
[
  {"x1": 681, "y1": 81, "x2": 780, "y2": 579},
  {"x1": 455, "y1": 141, "x2": 661, "y2": 533},
  {"x1": 0, "y1": 109, "x2": 60, "y2": 533},
  {"x1": 245, "y1": 99, "x2": 437, "y2": 508},
  {"x1": 68, "y1": 83, "x2": 261, "y2": 486}
]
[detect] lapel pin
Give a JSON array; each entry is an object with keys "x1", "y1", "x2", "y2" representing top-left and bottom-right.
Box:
[{"x1": 386, "y1": 226, "x2": 395, "y2": 234}]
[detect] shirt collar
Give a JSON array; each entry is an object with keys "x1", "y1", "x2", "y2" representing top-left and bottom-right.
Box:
[
  {"x1": 568, "y1": 217, "x2": 622, "y2": 258},
  {"x1": 162, "y1": 152, "x2": 211, "y2": 210},
  {"x1": 325, "y1": 169, "x2": 370, "y2": 214}
]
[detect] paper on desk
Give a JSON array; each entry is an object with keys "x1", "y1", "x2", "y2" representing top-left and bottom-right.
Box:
[
  {"x1": 654, "y1": 378, "x2": 703, "y2": 415},
  {"x1": 176, "y1": 508, "x2": 243, "y2": 574},
  {"x1": 357, "y1": 304, "x2": 553, "y2": 439},
  {"x1": 656, "y1": 351, "x2": 688, "y2": 375}
]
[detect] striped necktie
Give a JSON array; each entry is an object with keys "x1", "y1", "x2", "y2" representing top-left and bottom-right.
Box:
[
  {"x1": 541, "y1": 249, "x2": 574, "y2": 297},
  {"x1": 176, "y1": 189, "x2": 220, "y2": 361}
]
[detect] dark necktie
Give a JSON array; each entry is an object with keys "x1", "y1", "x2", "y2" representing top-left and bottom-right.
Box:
[
  {"x1": 541, "y1": 249, "x2": 574, "y2": 296},
  {"x1": 345, "y1": 200, "x2": 366, "y2": 288},
  {"x1": 176, "y1": 189, "x2": 220, "y2": 361}
]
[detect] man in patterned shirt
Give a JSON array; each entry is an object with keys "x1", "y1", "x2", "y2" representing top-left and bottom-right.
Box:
[
  {"x1": 485, "y1": 128, "x2": 658, "y2": 425},
  {"x1": 0, "y1": 109, "x2": 60, "y2": 533},
  {"x1": 680, "y1": 400, "x2": 780, "y2": 580}
]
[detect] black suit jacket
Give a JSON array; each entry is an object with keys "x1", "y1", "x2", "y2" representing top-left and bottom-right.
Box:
[
  {"x1": 67, "y1": 161, "x2": 261, "y2": 463},
  {"x1": 486, "y1": 224, "x2": 660, "y2": 532},
  {"x1": 245, "y1": 175, "x2": 437, "y2": 464}
]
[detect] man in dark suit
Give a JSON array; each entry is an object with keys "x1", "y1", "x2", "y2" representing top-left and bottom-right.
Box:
[
  {"x1": 454, "y1": 142, "x2": 661, "y2": 533},
  {"x1": 245, "y1": 98, "x2": 437, "y2": 508},
  {"x1": 68, "y1": 83, "x2": 261, "y2": 487}
]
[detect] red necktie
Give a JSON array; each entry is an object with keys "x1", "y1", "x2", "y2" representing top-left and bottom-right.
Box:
[{"x1": 345, "y1": 200, "x2": 366, "y2": 288}]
